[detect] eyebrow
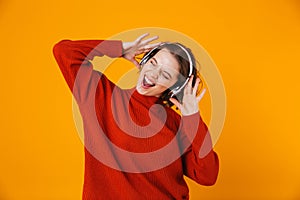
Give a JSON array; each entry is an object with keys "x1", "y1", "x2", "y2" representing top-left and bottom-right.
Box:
[{"x1": 152, "y1": 57, "x2": 158, "y2": 65}]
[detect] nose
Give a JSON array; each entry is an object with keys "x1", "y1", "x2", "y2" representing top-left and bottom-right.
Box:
[{"x1": 149, "y1": 66, "x2": 162, "y2": 80}]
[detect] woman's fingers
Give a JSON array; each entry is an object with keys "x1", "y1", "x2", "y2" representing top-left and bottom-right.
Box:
[
  {"x1": 169, "y1": 98, "x2": 182, "y2": 110},
  {"x1": 136, "y1": 33, "x2": 150, "y2": 43},
  {"x1": 135, "y1": 33, "x2": 159, "y2": 46},
  {"x1": 184, "y1": 75, "x2": 194, "y2": 95},
  {"x1": 144, "y1": 42, "x2": 162, "y2": 50},
  {"x1": 140, "y1": 36, "x2": 159, "y2": 47},
  {"x1": 133, "y1": 33, "x2": 160, "y2": 54},
  {"x1": 196, "y1": 88, "x2": 206, "y2": 102},
  {"x1": 130, "y1": 58, "x2": 141, "y2": 69},
  {"x1": 192, "y1": 78, "x2": 201, "y2": 95}
]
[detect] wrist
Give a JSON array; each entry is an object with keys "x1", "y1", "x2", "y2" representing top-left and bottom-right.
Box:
[
  {"x1": 182, "y1": 109, "x2": 199, "y2": 116},
  {"x1": 121, "y1": 42, "x2": 132, "y2": 55}
]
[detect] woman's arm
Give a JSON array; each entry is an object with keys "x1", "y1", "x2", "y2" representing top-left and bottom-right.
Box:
[
  {"x1": 171, "y1": 76, "x2": 219, "y2": 185},
  {"x1": 53, "y1": 39, "x2": 122, "y2": 103},
  {"x1": 52, "y1": 34, "x2": 160, "y2": 103},
  {"x1": 122, "y1": 33, "x2": 161, "y2": 68},
  {"x1": 179, "y1": 113, "x2": 219, "y2": 186}
]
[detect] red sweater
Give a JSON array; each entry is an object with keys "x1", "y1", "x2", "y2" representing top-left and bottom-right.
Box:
[{"x1": 53, "y1": 39, "x2": 219, "y2": 200}]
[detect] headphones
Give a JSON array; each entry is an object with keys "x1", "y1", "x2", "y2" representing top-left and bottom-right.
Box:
[{"x1": 139, "y1": 43, "x2": 194, "y2": 101}]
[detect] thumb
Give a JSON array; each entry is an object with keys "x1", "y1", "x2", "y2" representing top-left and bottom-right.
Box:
[
  {"x1": 131, "y1": 58, "x2": 141, "y2": 69},
  {"x1": 169, "y1": 98, "x2": 181, "y2": 109}
]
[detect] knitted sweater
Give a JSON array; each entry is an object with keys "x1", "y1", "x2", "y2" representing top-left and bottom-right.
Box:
[{"x1": 53, "y1": 39, "x2": 219, "y2": 200}]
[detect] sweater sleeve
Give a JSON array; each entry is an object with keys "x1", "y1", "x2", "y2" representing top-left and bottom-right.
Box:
[
  {"x1": 52, "y1": 39, "x2": 123, "y2": 103},
  {"x1": 179, "y1": 112, "x2": 219, "y2": 186}
]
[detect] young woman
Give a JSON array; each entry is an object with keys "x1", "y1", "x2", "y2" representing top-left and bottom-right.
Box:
[{"x1": 53, "y1": 33, "x2": 219, "y2": 199}]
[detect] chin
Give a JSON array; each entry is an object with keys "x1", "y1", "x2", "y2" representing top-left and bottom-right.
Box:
[
  {"x1": 136, "y1": 85, "x2": 147, "y2": 95},
  {"x1": 136, "y1": 87, "x2": 150, "y2": 96},
  {"x1": 136, "y1": 85, "x2": 160, "y2": 97}
]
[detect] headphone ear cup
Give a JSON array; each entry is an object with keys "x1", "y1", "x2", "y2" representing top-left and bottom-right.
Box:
[
  {"x1": 161, "y1": 83, "x2": 180, "y2": 101},
  {"x1": 139, "y1": 53, "x2": 150, "y2": 66}
]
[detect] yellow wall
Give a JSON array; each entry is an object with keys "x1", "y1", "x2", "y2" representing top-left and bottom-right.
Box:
[{"x1": 0, "y1": 0, "x2": 300, "y2": 199}]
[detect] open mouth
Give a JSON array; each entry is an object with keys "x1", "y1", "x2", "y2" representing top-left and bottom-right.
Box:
[{"x1": 142, "y1": 75, "x2": 156, "y2": 88}]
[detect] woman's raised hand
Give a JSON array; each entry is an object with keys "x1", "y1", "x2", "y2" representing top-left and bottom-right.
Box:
[
  {"x1": 170, "y1": 76, "x2": 206, "y2": 116},
  {"x1": 122, "y1": 33, "x2": 161, "y2": 68}
]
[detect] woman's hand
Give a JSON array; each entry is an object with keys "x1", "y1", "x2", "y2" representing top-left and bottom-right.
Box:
[
  {"x1": 122, "y1": 33, "x2": 161, "y2": 68},
  {"x1": 170, "y1": 76, "x2": 206, "y2": 116}
]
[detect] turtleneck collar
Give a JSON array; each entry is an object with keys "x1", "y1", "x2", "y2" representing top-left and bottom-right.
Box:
[{"x1": 127, "y1": 88, "x2": 162, "y2": 106}]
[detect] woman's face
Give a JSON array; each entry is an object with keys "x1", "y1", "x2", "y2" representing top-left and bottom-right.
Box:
[{"x1": 136, "y1": 48, "x2": 180, "y2": 97}]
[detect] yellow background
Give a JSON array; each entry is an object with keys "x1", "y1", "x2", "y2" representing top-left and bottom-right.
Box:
[{"x1": 1, "y1": 0, "x2": 300, "y2": 199}]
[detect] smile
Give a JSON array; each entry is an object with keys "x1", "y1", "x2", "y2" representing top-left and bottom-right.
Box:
[{"x1": 142, "y1": 75, "x2": 156, "y2": 88}]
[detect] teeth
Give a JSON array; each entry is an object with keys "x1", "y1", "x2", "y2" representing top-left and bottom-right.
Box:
[{"x1": 145, "y1": 76, "x2": 154, "y2": 85}]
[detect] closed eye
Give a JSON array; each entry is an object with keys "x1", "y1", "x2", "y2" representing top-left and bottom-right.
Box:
[
  {"x1": 163, "y1": 71, "x2": 171, "y2": 79},
  {"x1": 150, "y1": 60, "x2": 155, "y2": 66},
  {"x1": 150, "y1": 58, "x2": 158, "y2": 66}
]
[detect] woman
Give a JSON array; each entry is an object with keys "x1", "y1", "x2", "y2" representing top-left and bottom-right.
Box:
[{"x1": 53, "y1": 33, "x2": 219, "y2": 199}]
